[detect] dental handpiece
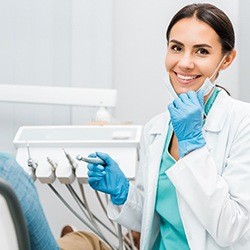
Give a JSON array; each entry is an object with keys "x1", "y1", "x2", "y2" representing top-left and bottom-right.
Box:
[
  {"x1": 76, "y1": 155, "x2": 105, "y2": 166},
  {"x1": 47, "y1": 157, "x2": 57, "y2": 171},
  {"x1": 26, "y1": 141, "x2": 38, "y2": 170},
  {"x1": 27, "y1": 158, "x2": 38, "y2": 170},
  {"x1": 63, "y1": 149, "x2": 78, "y2": 169}
]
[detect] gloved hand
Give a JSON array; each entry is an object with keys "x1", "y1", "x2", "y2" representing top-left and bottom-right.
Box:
[
  {"x1": 167, "y1": 90, "x2": 206, "y2": 157},
  {"x1": 87, "y1": 152, "x2": 129, "y2": 205}
]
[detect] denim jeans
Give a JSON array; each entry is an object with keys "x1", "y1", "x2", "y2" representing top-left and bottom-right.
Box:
[{"x1": 0, "y1": 153, "x2": 59, "y2": 250}]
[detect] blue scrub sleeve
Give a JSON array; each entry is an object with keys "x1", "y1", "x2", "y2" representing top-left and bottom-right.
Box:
[{"x1": 0, "y1": 153, "x2": 59, "y2": 250}]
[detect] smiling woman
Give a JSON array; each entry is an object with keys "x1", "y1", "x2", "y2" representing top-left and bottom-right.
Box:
[
  {"x1": 85, "y1": 3, "x2": 250, "y2": 250},
  {"x1": 165, "y1": 12, "x2": 236, "y2": 95}
]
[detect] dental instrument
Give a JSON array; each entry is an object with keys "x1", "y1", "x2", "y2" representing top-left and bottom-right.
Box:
[
  {"x1": 54, "y1": 149, "x2": 77, "y2": 184},
  {"x1": 26, "y1": 142, "x2": 38, "y2": 170},
  {"x1": 63, "y1": 149, "x2": 78, "y2": 170},
  {"x1": 47, "y1": 157, "x2": 57, "y2": 171},
  {"x1": 26, "y1": 142, "x2": 37, "y2": 181},
  {"x1": 76, "y1": 155, "x2": 105, "y2": 166}
]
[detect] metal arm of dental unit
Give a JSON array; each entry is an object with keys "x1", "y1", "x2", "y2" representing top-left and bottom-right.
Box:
[{"x1": 0, "y1": 84, "x2": 117, "y2": 107}]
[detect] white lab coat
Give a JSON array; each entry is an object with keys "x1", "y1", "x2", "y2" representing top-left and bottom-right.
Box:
[{"x1": 107, "y1": 90, "x2": 250, "y2": 250}]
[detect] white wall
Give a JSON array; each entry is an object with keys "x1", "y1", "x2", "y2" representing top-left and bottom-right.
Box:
[
  {"x1": 0, "y1": 0, "x2": 113, "y2": 153},
  {"x1": 238, "y1": 1, "x2": 250, "y2": 102},
  {"x1": 113, "y1": 0, "x2": 240, "y2": 125}
]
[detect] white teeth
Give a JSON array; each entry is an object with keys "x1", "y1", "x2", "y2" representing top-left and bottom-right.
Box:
[{"x1": 177, "y1": 74, "x2": 197, "y2": 80}]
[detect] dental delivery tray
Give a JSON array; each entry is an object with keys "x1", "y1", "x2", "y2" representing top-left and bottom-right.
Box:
[
  {"x1": 13, "y1": 125, "x2": 142, "y2": 147},
  {"x1": 13, "y1": 125, "x2": 142, "y2": 182}
]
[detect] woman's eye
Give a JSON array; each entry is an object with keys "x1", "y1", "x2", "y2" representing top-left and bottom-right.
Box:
[
  {"x1": 197, "y1": 48, "x2": 209, "y2": 55},
  {"x1": 170, "y1": 45, "x2": 182, "y2": 52}
]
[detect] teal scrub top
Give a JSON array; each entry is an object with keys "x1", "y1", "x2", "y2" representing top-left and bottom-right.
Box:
[{"x1": 153, "y1": 88, "x2": 220, "y2": 249}]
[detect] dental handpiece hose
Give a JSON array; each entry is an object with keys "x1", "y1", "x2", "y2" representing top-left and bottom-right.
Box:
[{"x1": 77, "y1": 153, "x2": 127, "y2": 250}]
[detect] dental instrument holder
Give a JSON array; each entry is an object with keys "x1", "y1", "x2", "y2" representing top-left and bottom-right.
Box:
[
  {"x1": 13, "y1": 125, "x2": 142, "y2": 184},
  {"x1": 35, "y1": 162, "x2": 56, "y2": 184},
  {"x1": 27, "y1": 158, "x2": 37, "y2": 181},
  {"x1": 55, "y1": 149, "x2": 77, "y2": 184}
]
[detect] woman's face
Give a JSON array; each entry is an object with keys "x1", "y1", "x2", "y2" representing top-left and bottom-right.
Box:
[{"x1": 165, "y1": 17, "x2": 225, "y2": 94}]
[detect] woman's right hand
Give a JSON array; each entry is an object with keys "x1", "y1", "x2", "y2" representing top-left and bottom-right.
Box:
[
  {"x1": 167, "y1": 90, "x2": 206, "y2": 157},
  {"x1": 87, "y1": 152, "x2": 129, "y2": 205}
]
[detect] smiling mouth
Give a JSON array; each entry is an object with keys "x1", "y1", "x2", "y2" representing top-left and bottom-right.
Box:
[{"x1": 175, "y1": 73, "x2": 201, "y2": 83}]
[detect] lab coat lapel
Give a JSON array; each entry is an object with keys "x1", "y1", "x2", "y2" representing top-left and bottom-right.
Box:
[
  {"x1": 203, "y1": 90, "x2": 232, "y2": 132},
  {"x1": 143, "y1": 113, "x2": 169, "y2": 245},
  {"x1": 147, "y1": 113, "x2": 169, "y2": 186}
]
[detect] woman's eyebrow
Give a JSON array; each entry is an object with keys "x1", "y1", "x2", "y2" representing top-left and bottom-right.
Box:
[
  {"x1": 169, "y1": 39, "x2": 183, "y2": 46},
  {"x1": 193, "y1": 44, "x2": 212, "y2": 49},
  {"x1": 169, "y1": 39, "x2": 212, "y2": 49}
]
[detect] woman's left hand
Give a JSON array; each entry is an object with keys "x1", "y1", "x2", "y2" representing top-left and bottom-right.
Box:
[{"x1": 168, "y1": 90, "x2": 206, "y2": 157}]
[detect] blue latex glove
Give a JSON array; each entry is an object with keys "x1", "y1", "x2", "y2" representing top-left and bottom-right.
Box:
[
  {"x1": 87, "y1": 152, "x2": 129, "y2": 205},
  {"x1": 167, "y1": 90, "x2": 206, "y2": 157}
]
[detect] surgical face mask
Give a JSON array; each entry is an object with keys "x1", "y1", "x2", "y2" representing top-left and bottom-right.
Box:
[
  {"x1": 164, "y1": 54, "x2": 227, "y2": 100},
  {"x1": 198, "y1": 77, "x2": 215, "y2": 96},
  {"x1": 197, "y1": 54, "x2": 227, "y2": 95},
  {"x1": 163, "y1": 73, "x2": 178, "y2": 101}
]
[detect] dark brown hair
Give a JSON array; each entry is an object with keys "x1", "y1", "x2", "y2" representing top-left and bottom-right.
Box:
[{"x1": 166, "y1": 3, "x2": 235, "y2": 54}]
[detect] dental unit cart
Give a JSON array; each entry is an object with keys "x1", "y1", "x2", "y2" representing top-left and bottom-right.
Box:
[{"x1": 13, "y1": 125, "x2": 142, "y2": 250}]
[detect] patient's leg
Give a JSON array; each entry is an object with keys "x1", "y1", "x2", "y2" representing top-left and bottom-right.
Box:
[
  {"x1": 57, "y1": 231, "x2": 110, "y2": 250},
  {"x1": 0, "y1": 153, "x2": 59, "y2": 250}
]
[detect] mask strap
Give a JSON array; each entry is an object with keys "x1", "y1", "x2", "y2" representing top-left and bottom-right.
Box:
[{"x1": 209, "y1": 54, "x2": 228, "y2": 81}]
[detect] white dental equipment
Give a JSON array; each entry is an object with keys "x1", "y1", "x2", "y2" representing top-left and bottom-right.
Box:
[
  {"x1": 55, "y1": 149, "x2": 77, "y2": 184},
  {"x1": 47, "y1": 157, "x2": 58, "y2": 171},
  {"x1": 14, "y1": 125, "x2": 141, "y2": 180},
  {"x1": 64, "y1": 149, "x2": 78, "y2": 170},
  {"x1": 4, "y1": 81, "x2": 136, "y2": 248},
  {"x1": 14, "y1": 125, "x2": 142, "y2": 250},
  {"x1": 26, "y1": 142, "x2": 38, "y2": 181},
  {"x1": 0, "y1": 85, "x2": 117, "y2": 125},
  {"x1": 0, "y1": 85, "x2": 116, "y2": 108}
]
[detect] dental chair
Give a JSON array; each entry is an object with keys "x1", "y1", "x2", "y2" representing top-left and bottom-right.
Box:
[{"x1": 0, "y1": 178, "x2": 31, "y2": 250}]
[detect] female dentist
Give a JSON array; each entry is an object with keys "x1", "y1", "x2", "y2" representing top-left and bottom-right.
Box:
[{"x1": 87, "y1": 3, "x2": 250, "y2": 249}]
